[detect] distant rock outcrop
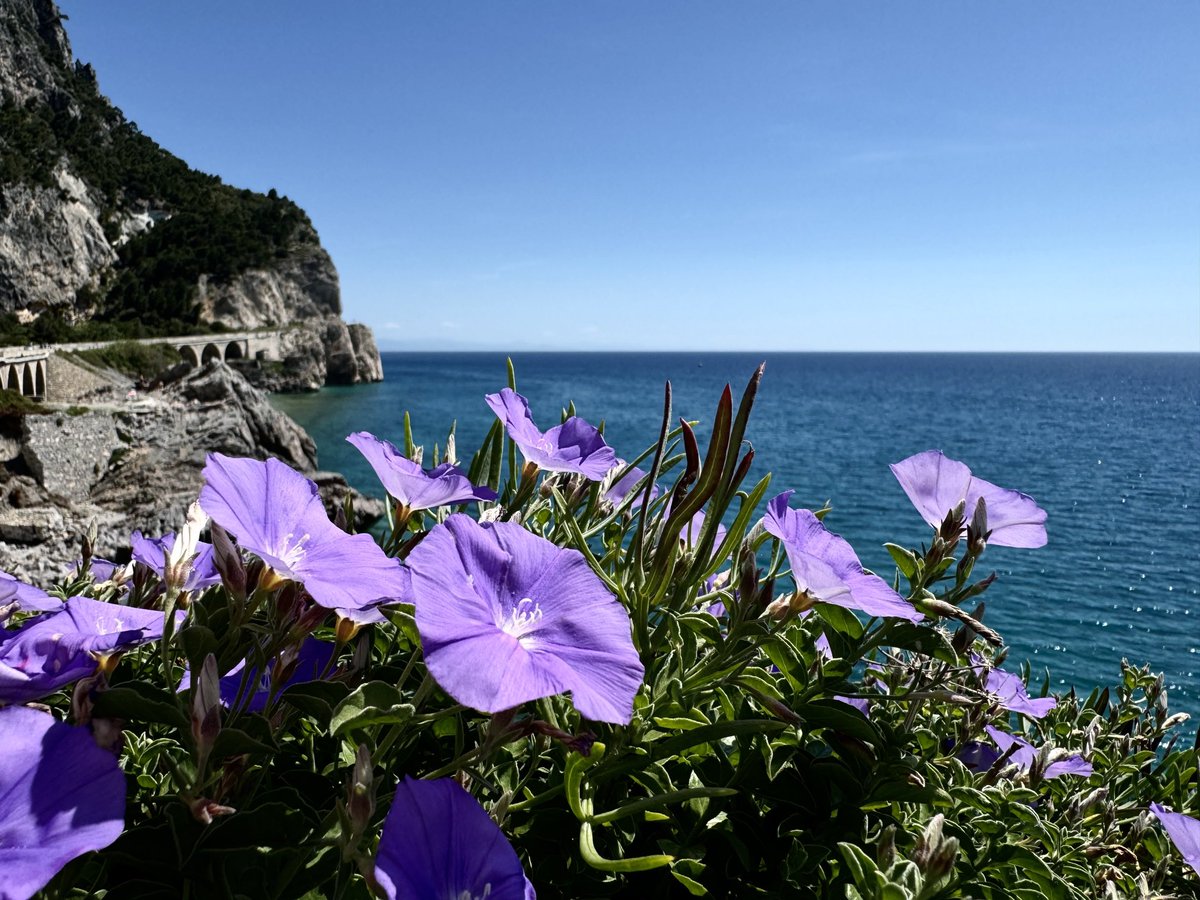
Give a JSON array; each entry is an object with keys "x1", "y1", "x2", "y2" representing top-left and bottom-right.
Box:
[{"x1": 0, "y1": 0, "x2": 382, "y2": 390}]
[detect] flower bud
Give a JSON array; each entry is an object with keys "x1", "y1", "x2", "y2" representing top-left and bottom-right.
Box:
[
  {"x1": 912, "y1": 814, "x2": 958, "y2": 881},
  {"x1": 189, "y1": 797, "x2": 236, "y2": 825},
  {"x1": 258, "y1": 567, "x2": 288, "y2": 592},
  {"x1": 209, "y1": 522, "x2": 247, "y2": 602},
  {"x1": 335, "y1": 614, "x2": 363, "y2": 645},
  {"x1": 165, "y1": 502, "x2": 210, "y2": 593},
  {"x1": 347, "y1": 744, "x2": 375, "y2": 838},
  {"x1": 191, "y1": 654, "x2": 222, "y2": 764}
]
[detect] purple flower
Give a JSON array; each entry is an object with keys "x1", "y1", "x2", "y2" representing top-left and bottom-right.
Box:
[
  {"x1": 0, "y1": 570, "x2": 61, "y2": 622},
  {"x1": 605, "y1": 462, "x2": 660, "y2": 508},
  {"x1": 0, "y1": 705, "x2": 125, "y2": 900},
  {"x1": 199, "y1": 454, "x2": 409, "y2": 611},
  {"x1": 68, "y1": 558, "x2": 125, "y2": 585},
  {"x1": 764, "y1": 491, "x2": 923, "y2": 623},
  {"x1": 375, "y1": 776, "x2": 534, "y2": 900},
  {"x1": 834, "y1": 696, "x2": 872, "y2": 716},
  {"x1": 178, "y1": 638, "x2": 337, "y2": 713},
  {"x1": 971, "y1": 653, "x2": 1056, "y2": 719},
  {"x1": 1150, "y1": 803, "x2": 1200, "y2": 876},
  {"x1": 406, "y1": 514, "x2": 643, "y2": 723},
  {"x1": 0, "y1": 597, "x2": 183, "y2": 703},
  {"x1": 485, "y1": 388, "x2": 617, "y2": 481},
  {"x1": 680, "y1": 508, "x2": 727, "y2": 551},
  {"x1": 890, "y1": 450, "x2": 1047, "y2": 549},
  {"x1": 346, "y1": 431, "x2": 496, "y2": 511},
  {"x1": 984, "y1": 726, "x2": 1093, "y2": 779},
  {"x1": 955, "y1": 739, "x2": 1002, "y2": 772},
  {"x1": 815, "y1": 633, "x2": 833, "y2": 660},
  {"x1": 131, "y1": 530, "x2": 222, "y2": 592}
]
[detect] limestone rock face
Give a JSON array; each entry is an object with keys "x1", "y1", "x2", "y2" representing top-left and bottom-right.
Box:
[
  {"x1": 21, "y1": 410, "x2": 119, "y2": 502},
  {"x1": 348, "y1": 324, "x2": 384, "y2": 382},
  {"x1": 0, "y1": 0, "x2": 72, "y2": 107},
  {"x1": 0, "y1": 164, "x2": 117, "y2": 315},
  {"x1": 194, "y1": 234, "x2": 341, "y2": 330}
]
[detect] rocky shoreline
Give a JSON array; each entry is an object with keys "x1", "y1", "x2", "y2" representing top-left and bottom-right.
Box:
[{"x1": 0, "y1": 355, "x2": 383, "y2": 584}]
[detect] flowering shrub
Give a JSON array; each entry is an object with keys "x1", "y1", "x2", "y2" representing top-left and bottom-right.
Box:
[{"x1": 0, "y1": 364, "x2": 1197, "y2": 899}]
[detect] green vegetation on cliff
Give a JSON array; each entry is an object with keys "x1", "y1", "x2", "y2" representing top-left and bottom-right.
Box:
[
  {"x1": 0, "y1": 10, "x2": 313, "y2": 344},
  {"x1": 70, "y1": 341, "x2": 181, "y2": 380}
]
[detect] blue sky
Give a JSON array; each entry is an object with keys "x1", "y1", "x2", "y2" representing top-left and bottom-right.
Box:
[{"x1": 59, "y1": 2, "x2": 1199, "y2": 351}]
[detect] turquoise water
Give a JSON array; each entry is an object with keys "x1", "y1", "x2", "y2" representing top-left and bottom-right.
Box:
[{"x1": 273, "y1": 352, "x2": 1200, "y2": 712}]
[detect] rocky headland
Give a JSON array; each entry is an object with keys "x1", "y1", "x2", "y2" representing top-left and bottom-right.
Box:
[{"x1": 0, "y1": 0, "x2": 387, "y2": 582}]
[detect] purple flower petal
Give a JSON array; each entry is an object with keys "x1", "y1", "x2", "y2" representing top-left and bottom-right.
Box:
[
  {"x1": 890, "y1": 450, "x2": 1047, "y2": 549},
  {"x1": 407, "y1": 514, "x2": 643, "y2": 723},
  {"x1": 814, "y1": 632, "x2": 833, "y2": 660},
  {"x1": 179, "y1": 638, "x2": 337, "y2": 712},
  {"x1": 956, "y1": 739, "x2": 1002, "y2": 772},
  {"x1": 1, "y1": 597, "x2": 183, "y2": 703},
  {"x1": 131, "y1": 531, "x2": 222, "y2": 592},
  {"x1": 984, "y1": 725, "x2": 1092, "y2": 779},
  {"x1": 983, "y1": 725, "x2": 1039, "y2": 769},
  {"x1": 375, "y1": 776, "x2": 533, "y2": 900},
  {"x1": 53, "y1": 596, "x2": 182, "y2": 656},
  {"x1": 199, "y1": 454, "x2": 410, "y2": 610},
  {"x1": 605, "y1": 462, "x2": 660, "y2": 507},
  {"x1": 68, "y1": 558, "x2": 123, "y2": 585},
  {"x1": 347, "y1": 431, "x2": 496, "y2": 510},
  {"x1": 1045, "y1": 755, "x2": 1095, "y2": 779},
  {"x1": 0, "y1": 706, "x2": 125, "y2": 899},
  {"x1": 972, "y1": 653, "x2": 1057, "y2": 719},
  {"x1": 680, "y1": 508, "x2": 728, "y2": 552},
  {"x1": 834, "y1": 695, "x2": 871, "y2": 716},
  {"x1": 764, "y1": 492, "x2": 922, "y2": 623},
  {"x1": 1151, "y1": 803, "x2": 1200, "y2": 876},
  {"x1": 485, "y1": 388, "x2": 617, "y2": 481},
  {"x1": 0, "y1": 570, "x2": 61, "y2": 621}
]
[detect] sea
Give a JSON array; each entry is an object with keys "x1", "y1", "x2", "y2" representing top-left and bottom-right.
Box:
[{"x1": 273, "y1": 352, "x2": 1200, "y2": 715}]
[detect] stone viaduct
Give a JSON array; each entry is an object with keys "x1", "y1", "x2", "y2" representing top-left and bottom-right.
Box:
[{"x1": 0, "y1": 331, "x2": 285, "y2": 399}]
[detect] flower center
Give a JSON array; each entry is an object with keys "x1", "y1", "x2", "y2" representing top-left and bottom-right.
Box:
[
  {"x1": 453, "y1": 885, "x2": 491, "y2": 900},
  {"x1": 534, "y1": 436, "x2": 554, "y2": 454},
  {"x1": 501, "y1": 597, "x2": 543, "y2": 645},
  {"x1": 272, "y1": 530, "x2": 312, "y2": 575}
]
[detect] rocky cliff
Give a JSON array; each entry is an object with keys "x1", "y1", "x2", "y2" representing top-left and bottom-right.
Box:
[
  {"x1": 0, "y1": 0, "x2": 382, "y2": 390},
  {"x1": 0, "y1": 357, "x2": 384, "y2": 581}
]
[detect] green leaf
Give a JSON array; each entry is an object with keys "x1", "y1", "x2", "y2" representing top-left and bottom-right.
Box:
[
  {"x1": 837, "y1": 841, "x2": 881, "y2": 889},
  {"x1": 793, "y1": 699, "x2": 880, "y2": 744},
  {"x1": 212, "y1": 725, "x2": 277, "y2": 759},
  {"x1": 177, "y1": 625, "x2": 218, "y2": 674},
  {"x1": 815, "y1": 603, "x2": 864, "y2": 639},
  {"x1": 330, "y1": 681, "x2": 415, "y2": 736},
  {"x1": 883, "y1": 623, "x2": 957, "y2": 663},
  {"x1": 93, "y1": 682, "x2": 188, "y2": 729},
  {"x1": 883, "y1": 543, "x2": 918, "y2": 579},
  {"x1": 671, "y1": 870, "x2": 708, "y2": 895},
  {"x1": 282, "y1": 679, "x2": 353, "y2": 723}
]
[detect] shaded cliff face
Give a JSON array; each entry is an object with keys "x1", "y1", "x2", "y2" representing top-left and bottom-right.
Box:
[{"x1": 0, "y1": 0, "x2": 381, "y2": 388}]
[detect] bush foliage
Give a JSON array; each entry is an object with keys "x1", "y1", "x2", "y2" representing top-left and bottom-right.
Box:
[{"x1": 70, "y1": 341, "x2": 182, "y2": 382}]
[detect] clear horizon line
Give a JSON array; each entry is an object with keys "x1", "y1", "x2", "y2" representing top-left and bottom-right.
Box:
[{"x1": 374, "y1": 346, "x2": 1200, "y2": 355}]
